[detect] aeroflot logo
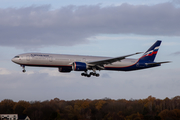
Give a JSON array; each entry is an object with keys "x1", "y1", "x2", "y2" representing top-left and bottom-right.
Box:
[
  {"x1": 31, "y1": 54, "x2": 49, "y2": 57},
  {"x1": 144, "y1": 46, "x2": 159, "y2": 56}
]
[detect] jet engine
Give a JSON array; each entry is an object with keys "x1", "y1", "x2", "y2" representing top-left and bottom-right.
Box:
[
  {"x1": 72, "y1": 62, "x2": 87, "y2": 71},
  {"x1": 58, "y1": 67, "x2": 72, "y2": 72}
]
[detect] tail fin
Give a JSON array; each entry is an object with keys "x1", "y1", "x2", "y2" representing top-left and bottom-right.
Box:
[{"x1": 139, "y1": 40, "x2": 162, "y2": 62}]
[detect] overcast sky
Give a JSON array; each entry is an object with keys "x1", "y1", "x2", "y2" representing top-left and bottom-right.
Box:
[{"x1": 0, "y1": 0, "x2": 180, "y2": 102}]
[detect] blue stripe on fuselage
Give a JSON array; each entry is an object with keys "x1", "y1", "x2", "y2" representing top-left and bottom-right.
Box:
[{"x1": 104, "y1": 60, "x2": 160, "y2": 71}]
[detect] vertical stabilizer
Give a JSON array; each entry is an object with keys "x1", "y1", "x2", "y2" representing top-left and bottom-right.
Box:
[{"x1": 139, "y1": 40, "x2": 162, "y2": 62}]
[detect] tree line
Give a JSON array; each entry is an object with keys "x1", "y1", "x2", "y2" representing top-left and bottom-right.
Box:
[{"x1": 0, "y1": 96, "x2": 180, "y2": 120}]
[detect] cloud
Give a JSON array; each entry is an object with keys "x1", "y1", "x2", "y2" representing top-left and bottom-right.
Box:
[
  {"x1": 170, "y1": 51, "x2": 180, "y2": 55},
  {"x1": 101, "y1": 73, "x2": 111, "y2": 78},
  {"x1": 0, "y1": 3, "x2": 180, "y2": 49},
  {"x1": 39, "y1": 68, "x2": 77, "y2": 78},
  {"x1": 0, "y1": 68, "x2": 11, "y2": 75},
  {"x1": 0, "y1": 67, "x2": 180, "y2": 101},
  {"x1": 172, "y1": 0, "x2": 180, "y2": 4}
]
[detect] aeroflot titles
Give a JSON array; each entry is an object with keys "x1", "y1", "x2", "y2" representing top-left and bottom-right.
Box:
[{"x1": 31, "y1": 54, "x2": 49, "y2": 57}]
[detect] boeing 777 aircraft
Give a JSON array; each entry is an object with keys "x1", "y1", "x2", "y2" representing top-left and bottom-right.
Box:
[{"x1": 12, "y1": 40, "x2": 170, "y2": 77}]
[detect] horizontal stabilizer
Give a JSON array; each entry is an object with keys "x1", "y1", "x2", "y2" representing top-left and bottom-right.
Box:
[{"x1": 145, "y1": 61, "x2": 171, "y2": 66}]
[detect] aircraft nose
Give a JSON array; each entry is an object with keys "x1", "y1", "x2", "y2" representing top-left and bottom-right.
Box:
[
  {"x1": 11, "y1": 58, "x2": 15, "y2": 62},
  {"x1": 11, "y1": 57, "x2": 18, "y2": 63}
]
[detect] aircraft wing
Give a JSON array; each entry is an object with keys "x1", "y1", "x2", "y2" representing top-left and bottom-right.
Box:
[{"x1": 88, "y1": 52, "x2": 142, "y2": 69}]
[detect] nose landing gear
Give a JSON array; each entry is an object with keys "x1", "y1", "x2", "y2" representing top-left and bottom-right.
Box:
[{"x1": 21, "y1": 65, "x2": 26, "y2": 73}]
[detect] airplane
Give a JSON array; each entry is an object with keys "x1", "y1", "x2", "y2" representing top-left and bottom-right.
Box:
[{"x1": 12, "y1": 40, "x2": 170, "y2": 77}]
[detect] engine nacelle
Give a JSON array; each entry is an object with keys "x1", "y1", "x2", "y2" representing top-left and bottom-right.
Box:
[
  {"x1": 72, "y1": 62, "x2": 87, "y2": 71},
  {"x1": 58, "y1": 67, "x2": 72, "y2": 73}
]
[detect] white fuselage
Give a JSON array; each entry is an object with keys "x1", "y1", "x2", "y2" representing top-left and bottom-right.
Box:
[{"x1": 12, "y1": 53, "x2": 138, "y2": 70}]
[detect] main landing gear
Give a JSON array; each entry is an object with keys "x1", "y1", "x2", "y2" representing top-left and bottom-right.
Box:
[
  {"x1": 21, "y1": 65, "x2": 26, "y2": 73},
  {"x1": 81, "y1": 71, "x2": 100, "y2": 77}
]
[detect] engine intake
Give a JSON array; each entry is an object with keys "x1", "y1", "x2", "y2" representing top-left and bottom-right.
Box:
[{"x1": 72, "y1": 62, "x2": 87, "y2": 71}]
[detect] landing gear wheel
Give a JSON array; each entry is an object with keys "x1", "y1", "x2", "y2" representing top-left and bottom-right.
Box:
[
  {"x1": 96, "y1": 73, "x2": 100, "y2": 77},
  {"x1": 22, "y1": 70, "x2": 26, "y2": 73},
  {"x1": 90, "y1": 72, "x2": 93, "y2": 75},
  {"x1": 81, "y1": 72, "x2": 88, "y2": 77},
  {"x1": 81, "y1": 73, "x2": 85, "y2": 76},
  {"x1": 87, "y1": 74, "x2": 91, "y2": 77},
  {"x1": 81, "y1": 71, "x2": 99, "y2": 77},
  {"x1": 93, "y1": 73, "x2": 96, "y2": 76}
]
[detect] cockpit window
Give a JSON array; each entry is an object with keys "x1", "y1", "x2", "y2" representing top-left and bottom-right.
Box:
[{"x1": 14, "y1": 56, "x2": 20, "y2": 58}]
